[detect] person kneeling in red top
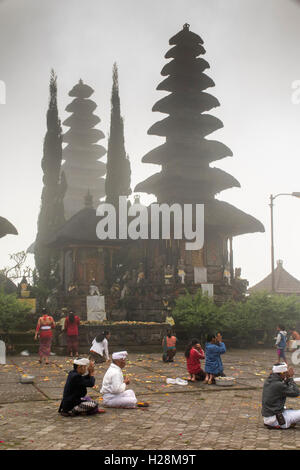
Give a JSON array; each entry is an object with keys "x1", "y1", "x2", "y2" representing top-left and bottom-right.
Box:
[{"x1": 185, "y1": 338, "x2": 206, "y2": 382}]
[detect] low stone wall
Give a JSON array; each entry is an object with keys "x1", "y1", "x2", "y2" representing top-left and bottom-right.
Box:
[{"x1": 0, "y1": 322, "x2": 171, "y2": 355}]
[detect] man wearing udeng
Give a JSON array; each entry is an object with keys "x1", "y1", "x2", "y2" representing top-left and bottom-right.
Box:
[
  {"x1": 262, "y1": 363, "x2": 300, "y2": 429},
  {"x1": 59, "y1": 358, "x2": 99, "y2": 416},
  {"x1": 101, "y1": 351, "x2": 148, "y2": 408}
]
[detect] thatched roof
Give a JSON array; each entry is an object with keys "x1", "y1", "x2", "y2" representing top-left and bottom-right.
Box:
[
  {"x1": 0, "y1": 217, "x2": 18, "y2": 239},
  {"x1": 169, "y1": 24, "x2": 204, "y2": 46},
  {"x1": 148, "y1": 114, "x2": 223, "y2": 138},
  {"x1": 157, "y1": 73, "x2": 214, "y2": 93},
  {"x1": 69, "y1": 80, "x2": 94, "y2": 99},
  {"x1": 63, "y1": 128, "x2": 105, "y2": 145},
  {"x1": 135, "y1": 167, "x2": 240, "y2": 197},
  {"x1": 161, "y1": 58, "x2": 210, "y2": 77},
  {"x1": 153, "y1": 91, "x2": 220, "y2": 115},
  {"x1": 142, "y1": 140, "x2": 233, "y2": 165},
  {"x1": 0, "y1": 274, "x2": 17, "y2": 294},
  {"x1": 47, "y1": 206, "x2": 124, "y2": 247},
  {"x1": 249, "y1": 260, "x2": 300, "y2": 294},
  {"x1": 65, "y1": 98, "x2": 97, "y2": 114},
  {"x1": 165, "y1": 44, "x2": 205, "y2": 59},
  {"x1": 204, "y1": 200, "x2": 264, "y2": 236}
]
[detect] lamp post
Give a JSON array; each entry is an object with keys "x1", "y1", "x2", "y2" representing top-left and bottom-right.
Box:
[{"x1": 269, "y1": 192, "x2": 300, "y2": 292}]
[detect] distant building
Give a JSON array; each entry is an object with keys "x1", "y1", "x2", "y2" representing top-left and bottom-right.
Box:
[{"x1": 249, "y1": 260, "x2": 300, "y2": 295}]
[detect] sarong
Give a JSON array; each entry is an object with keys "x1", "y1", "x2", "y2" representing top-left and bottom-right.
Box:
[
  {"x1": 102, "y1": 389, "x2": 137, "y2": 408},
  {"x1": 39, "y1": 336, "x2": 52, "y2": 357},
  {"x1": 89, "y1": 350, "x2": 106, "y2": 363},
  {"x1": 163, "y1": 346, "x2": 176, "y2": 362},
  {"x1": 72, "y1": 399, "x2": 98, "y2": 416},
  {"x1": 264, "y1": 410, "x2": 300, "y2": 429},
  {"x1": 67, "y1": 335, "x2": 79, "y2": 354}
]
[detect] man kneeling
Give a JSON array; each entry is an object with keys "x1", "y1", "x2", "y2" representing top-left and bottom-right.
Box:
[
  {"x1": 101, "y1": 351, "x2": 148, "y2": 408},
  {"x1": 262, "y1": 363, "x2": 300, "y2": 429},
  {"x1": 59, "y1": 358, "x2": 99, "y2": 416}
]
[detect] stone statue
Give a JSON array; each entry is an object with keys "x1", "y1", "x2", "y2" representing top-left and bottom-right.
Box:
[
  {"x1": 164, "y1": 265, "x2": 173, "y2": 284},
  {"x1": 89, "y1": 279, "x2": 100, "y2": 296},
  {"x1": 137, "y1": 263, "x2": 145, "y2": 284}
]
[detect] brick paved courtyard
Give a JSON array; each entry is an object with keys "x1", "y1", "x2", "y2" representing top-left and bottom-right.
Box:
[{"x1": 1, "y1": 348, "x2": 300, "y2": 450}]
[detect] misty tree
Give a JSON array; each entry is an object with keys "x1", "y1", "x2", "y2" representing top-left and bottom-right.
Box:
[
  {"x1": 105, "y1": 63, "x2": 131, "y2": 207},
  {"x1": 0, "y1": 251, "x2": 33, "y2": 283},
  {"x1": 34, "y1": 70, "x2": 66, "y2": 285},
  {"x1": 62, "y1": 79, "x2": 106, "y2": 219}
]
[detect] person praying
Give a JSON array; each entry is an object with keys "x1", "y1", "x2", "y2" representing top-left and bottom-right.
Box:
[
  {"x1": 262, "y1": 363, "x2": 300, "y2": 429},
  {"x1": 100, "y1": 351, "x2": 148, "y2": 408},
  {"x1": 204, "y1": 334, "x2": 226, "y2": 384},
  {"x1": 185, "y1": 338, "x2": 205, "y2": 382},
  {"x1": 58, "y1": 358, "x2": 99, "y2": 417},
  {"x1": 89, "y1": 330, "x2": 110, "y2": 363}
]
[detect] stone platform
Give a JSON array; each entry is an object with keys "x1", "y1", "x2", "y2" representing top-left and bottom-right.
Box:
[
  {"x1": 1, "y1": 322, "x2": 170, "y2": 355},
  {"x1": 1, "y1": 348, "x2": 300, "y2": 450}
]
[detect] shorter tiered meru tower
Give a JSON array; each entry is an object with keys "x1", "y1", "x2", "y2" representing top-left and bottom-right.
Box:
[
  {"x1": 62, "y1": 80, "x2": 106, "y2": 220},
  {"x1": 135, "y1": 24, "x2": 264, "y2": 302}
]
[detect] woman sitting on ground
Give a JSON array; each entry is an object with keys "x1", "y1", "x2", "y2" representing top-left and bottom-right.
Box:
[
  {"x1": 185, "y1": 338, "x2": 205, "y2": 382},
  {"x1": 89, "y1": 331, "x2": 111, "y2": 363},
  {"x1": 204, "y1": 334, "x2": 226, "y2": 385},
  {"x1": 162, "y1": 329, "x2": 177, "y2": 362}
]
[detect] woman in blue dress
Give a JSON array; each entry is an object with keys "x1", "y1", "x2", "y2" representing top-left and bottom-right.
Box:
[{"x1": 204, "y1": 334, "x2": 226, "y2": 384}]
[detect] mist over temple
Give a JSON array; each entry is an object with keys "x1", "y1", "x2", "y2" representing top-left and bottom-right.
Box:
[{"x1": 1, "y1": 2, "x2": 300, "y2": 450}]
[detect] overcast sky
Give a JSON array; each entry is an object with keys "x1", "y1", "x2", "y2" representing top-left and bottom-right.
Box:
[{"x1": 1, "y1": 0, "x2": 300, "y2": 287}]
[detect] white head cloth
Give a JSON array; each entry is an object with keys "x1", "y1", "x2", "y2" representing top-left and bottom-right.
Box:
[
  {"x1": 112, "y1": 351, "x2": 128, "y2": 361},
  {"x1": 273, "y1": 363, "x2": 288, "y2": 374},
  {"x1": 73, "y1": 358, "x2": 90, "y2": 366}
]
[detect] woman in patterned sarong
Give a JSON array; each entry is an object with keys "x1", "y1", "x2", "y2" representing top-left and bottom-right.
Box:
[{"x1": 34, "y1": 308, "x2": 56, "y2": 364}]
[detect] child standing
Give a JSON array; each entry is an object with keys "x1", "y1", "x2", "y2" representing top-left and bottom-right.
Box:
[{"x1": 275, "y1": 325, "x2": 288, "y2": 364}]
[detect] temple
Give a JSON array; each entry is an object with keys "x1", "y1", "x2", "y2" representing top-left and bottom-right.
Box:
[
  {"x1": 43, "y1": 24, "x2": 264, "y2": 319},
  {"x1": 134, "y1": 24, "x2": 264, "y2": 303},
  {"x1": 249, "y1": 260, "x2": 300, "y2": 295}
]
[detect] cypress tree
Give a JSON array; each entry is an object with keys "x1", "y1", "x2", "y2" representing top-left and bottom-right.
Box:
[
  {"x1": 35, "y1": 70, "x2": 66, "y2": 284},
  {"x1": 105, "y1": 63, "x2": 131, "y2": 207},
  {"x1": 135, "y1": 23, "x2": 239, "y2": 204},
  {"x1": 62, "y1": 79, "x2": 106, "y2": 219}
]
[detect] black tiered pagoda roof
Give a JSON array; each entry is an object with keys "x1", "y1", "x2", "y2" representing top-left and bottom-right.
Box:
[{"x1": 135, "y1": 24, "x2": 264, "y2": 237}]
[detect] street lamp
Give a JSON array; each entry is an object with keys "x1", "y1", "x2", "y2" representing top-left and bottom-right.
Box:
[{"x1": 269, "y1": 192, "x2": 300, "y2": 292}]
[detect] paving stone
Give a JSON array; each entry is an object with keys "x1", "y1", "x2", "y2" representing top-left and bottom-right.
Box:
[{"x1": 1, "y1": 349, "x2": 300, "y2": 449}]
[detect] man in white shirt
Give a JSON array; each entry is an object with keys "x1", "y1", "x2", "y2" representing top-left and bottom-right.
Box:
[{"x1": 100, "y1": 351, "x2": 139, "y2": 408}]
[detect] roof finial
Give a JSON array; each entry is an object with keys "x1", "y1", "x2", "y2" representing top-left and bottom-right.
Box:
[{"x1": 183, "y1": 23, "x2": 190, "y2": 30}]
